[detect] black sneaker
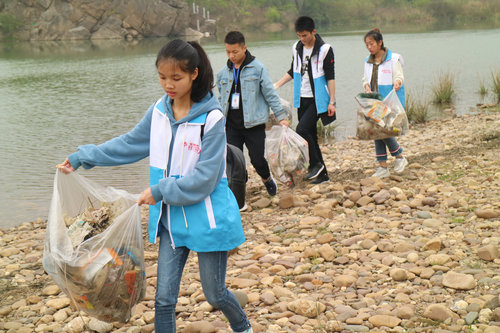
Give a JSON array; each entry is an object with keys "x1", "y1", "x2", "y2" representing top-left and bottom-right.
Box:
[
  {"x1": 310, "y1": 170, "x2": 329, "y2": 184},
  {"x1": 306, "y1": 163, "x2": 325, "y2": 180},
  {"x1": 264, "y1": 177, "x2": 277, "y2": 196}
]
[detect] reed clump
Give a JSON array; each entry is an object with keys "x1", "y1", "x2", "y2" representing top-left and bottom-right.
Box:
[
  {"x1": 406, "y1": 91, "x2": 431, "y2": 124},
  {"x1": 478, "y1": 76, "x2": 488, "y2": 96},
  {"x1": 491, "y1": 69, "x2": 500, "y2": 103},
  {"x1": 432, "y1": 72, "x2": 455, "y2": 104}
]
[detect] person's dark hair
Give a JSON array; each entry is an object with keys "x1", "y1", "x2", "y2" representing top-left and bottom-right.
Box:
[
  {"x1": 364, "y1": 28, "x2": 385, "y2": 50},
  {"x1": 155, "y1": 39, "x2": 214, "y2": 102},
  {"x1": 224, "y1": 31, "x2": 245, "y2": 45},
  {"x1": 295, "y1": 16, "x2": 315, "y2": 32}
]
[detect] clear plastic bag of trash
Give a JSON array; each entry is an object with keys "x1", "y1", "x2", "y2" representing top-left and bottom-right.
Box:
[
  {"x1": 43, "y1": 171, "x2": 146, "y2": 323},
  {"x1": 265, "y1": 125, "x2": 309, "y2": 187},
  {"x1": 355, "y1": 90, "x2": 409, "y2": 140},
  {"x1": 267, "y1": 97, "x2": 294, "y2": 129}
]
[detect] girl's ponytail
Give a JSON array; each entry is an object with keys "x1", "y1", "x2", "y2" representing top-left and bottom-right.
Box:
[{"x1": 187, "y1": 41, "x2": 214, "y2": 102}]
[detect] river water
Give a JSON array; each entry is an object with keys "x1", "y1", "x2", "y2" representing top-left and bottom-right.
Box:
[{"x1": 1, "y1": 28, "x2": 499, "y2": 228}]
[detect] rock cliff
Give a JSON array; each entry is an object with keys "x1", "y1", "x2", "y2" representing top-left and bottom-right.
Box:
[{"x1": 0, "y1": 0, "x2": 213, "y2": 41}]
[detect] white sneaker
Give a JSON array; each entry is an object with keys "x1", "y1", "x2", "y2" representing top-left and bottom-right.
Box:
[
  {"x1": 239, "y1": 203, "x2": 248, "y2": 212},
  {"x1": 372, "y1": 167, "x2": 390, "y2": 179},
  {"x1": 393, "y1": 156, "x2": 408, "y2": 174}
]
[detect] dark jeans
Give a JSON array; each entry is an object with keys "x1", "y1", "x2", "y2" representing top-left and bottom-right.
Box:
[
  {"x1": 297, "y1": 98, "x2": 326, "y2": 172},
  {"x1": 226, "y1": 124, "x2": 271, "y2": 180}
]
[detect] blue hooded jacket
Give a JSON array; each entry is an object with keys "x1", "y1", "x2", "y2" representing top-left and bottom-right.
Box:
[{"x1": 68, "y1": 93, "x2": 245, "y2": 251}]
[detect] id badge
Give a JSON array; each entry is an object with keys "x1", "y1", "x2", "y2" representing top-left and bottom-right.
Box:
[{"x1": 231, "y1": 93, "x2": 240, "y2": 109}]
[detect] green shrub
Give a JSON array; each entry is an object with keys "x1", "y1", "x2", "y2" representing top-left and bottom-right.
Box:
[
  {"x1": 432, "y1": 72, "x2": 455, "y2": 104},
  {"x1": 265, "y1": 6, "x2": 280, "y2": 23}
]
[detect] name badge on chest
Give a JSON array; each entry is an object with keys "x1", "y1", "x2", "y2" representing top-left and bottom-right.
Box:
[{"x1": 231, "y1": 92, "x2": 240, "y2": 109}]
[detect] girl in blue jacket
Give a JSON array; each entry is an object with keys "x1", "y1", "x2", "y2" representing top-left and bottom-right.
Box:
[{"x1": 57, "y1": 40, "x2": 252, "y2": 333}]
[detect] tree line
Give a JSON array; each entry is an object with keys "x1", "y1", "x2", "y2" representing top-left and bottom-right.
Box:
[{"x1": 187, "y1": 0, "x2": 500, "y2": 33}]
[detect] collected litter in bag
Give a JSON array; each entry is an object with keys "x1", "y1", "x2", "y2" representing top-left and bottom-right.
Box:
[
  {"x1": 43, "y1": 171, "x2": 146, "y2": 323},
  {"x1": 265, "y1": 125, "x2": 309, "y2": 187},
  {"x1": 267, "y1": 97, "x2": 294, "y2": 129},
  {"x1": 355, "y1": 89, "x2": 409, "y2": 140}
]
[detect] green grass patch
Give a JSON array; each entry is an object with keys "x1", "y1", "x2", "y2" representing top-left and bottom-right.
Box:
[
  {"x1": 463, "y1": 259, "x2": 483, "y2": 269},
  {"x1": 450, "y1": 216, "x2": 465, "y2": 224},
  {"x1": 438, "y1": 170, "x2": 464, "y2": 182}
]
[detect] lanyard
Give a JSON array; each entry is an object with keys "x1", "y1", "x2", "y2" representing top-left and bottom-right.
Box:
[{"x1": 232, "y1": 65, "x2": 240, "y2": 91}]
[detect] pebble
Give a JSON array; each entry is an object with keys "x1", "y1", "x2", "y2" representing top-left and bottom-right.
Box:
[{"x1": 0, "y1": 112, "x2": 499, "y2": 332}]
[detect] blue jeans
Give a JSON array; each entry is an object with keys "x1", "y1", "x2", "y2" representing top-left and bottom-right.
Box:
[
  {"x1": 154, "y1": 227, "x2": 251, "y2": 332},
  {"x1": 374, "y1": 137, "x2": 403, "y2": 162}
]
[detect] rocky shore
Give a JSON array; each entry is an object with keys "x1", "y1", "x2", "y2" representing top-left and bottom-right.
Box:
[{"x1": 1, "y1": 110, "x2": 499, "y2": 332}]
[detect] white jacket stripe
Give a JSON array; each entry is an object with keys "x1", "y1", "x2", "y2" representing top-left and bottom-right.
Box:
[
  {"x1": 204, "y1": 197, "x2": 217, "y2": 229},
  {"x1": 150, "y1": 101, "x2": 171, "y2": 169}
]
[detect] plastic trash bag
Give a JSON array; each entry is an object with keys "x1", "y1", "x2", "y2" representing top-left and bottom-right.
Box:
[
  {"x1": 267, "y1": 97, "x2": 294, "y2": 129},
  {"x1": 265, "y1": 125, "x2": 309, "y2": 187},
  {"x1": 43, "y1": 171, "x2": 146, "y2": 323},
  {"x1": 355, "y1": 89, "x2": 409, "y2": 140}
]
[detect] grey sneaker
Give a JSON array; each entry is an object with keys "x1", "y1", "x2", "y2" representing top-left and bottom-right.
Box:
[
  {"x1": 372, "y1": 167, "x2": 390, "y2": 178},
  {"x1": 393, "y1": 156, "x2": 408, "y2": 174}
]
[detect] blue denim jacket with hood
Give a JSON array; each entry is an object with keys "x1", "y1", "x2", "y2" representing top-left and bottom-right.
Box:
[{"x1": 216, "y1": 51, "x2": 287, "y2": 128}]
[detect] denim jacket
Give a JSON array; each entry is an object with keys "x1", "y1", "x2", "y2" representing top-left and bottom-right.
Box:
[{"x1": 217, "y1": 57, "x2": 287, "y2": 128}]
